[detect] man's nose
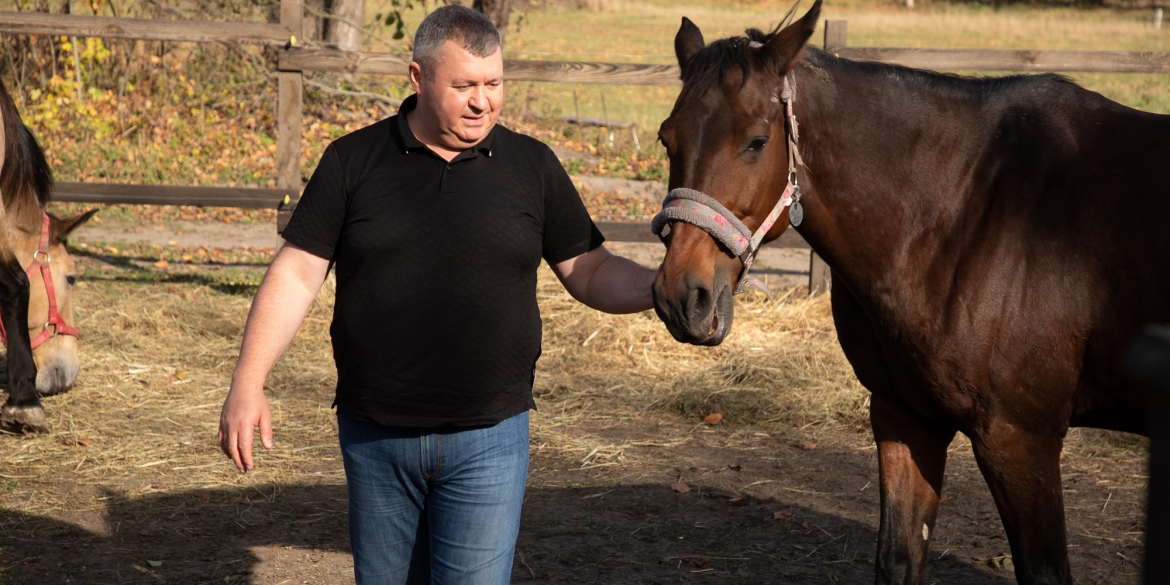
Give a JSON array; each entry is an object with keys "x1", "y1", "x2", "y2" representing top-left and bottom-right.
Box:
[{"x1": 468, "y1": 86, "x2": 487, "y2": 111}]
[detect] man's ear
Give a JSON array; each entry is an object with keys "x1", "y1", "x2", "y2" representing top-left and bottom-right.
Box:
[
  {"x1": 49, "y1": 209, "x2": 98, "y2": 245},
  {"x1": 757, "y1": 0, "x2": 822, "y2": 76},
  {"x1": 675, "y1": 17, "x2": 705, "y2": 71},
  {"x1": 408, "y1": 61, "x2": 424, "y2": 93}
]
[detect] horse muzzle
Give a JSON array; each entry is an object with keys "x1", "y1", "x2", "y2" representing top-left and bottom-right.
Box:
[
  {"x1": 653, "y1": 271, "x2": 734, "y2": 346},
  {"x1": 34, "y1": 344, "x2": 79, "y2": 397}
]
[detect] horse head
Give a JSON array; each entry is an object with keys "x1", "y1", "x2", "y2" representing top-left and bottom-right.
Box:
[
  {"x1": 653, "y1": 1, "x2": 821, "y2": 346},
  {"x1": 13, "y1": 209, "x2": 97, "y2": 396}
]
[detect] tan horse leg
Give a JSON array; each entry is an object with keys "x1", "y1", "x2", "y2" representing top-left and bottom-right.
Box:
[
  {"x1": 871, "y1": 394, "x2": 955, "y2": 585},
  {"x1": 971, "y1": 420, "x2": 1071, "y2": 585}
]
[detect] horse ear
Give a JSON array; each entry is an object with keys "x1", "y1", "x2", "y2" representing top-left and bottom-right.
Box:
[
  {"x1": 49, "y1": 208, "x2": 98, "y2": 244},
  {"x1": 675, "y1": 17, "x2": 705, "y2": 70},
  {"x1": 758, "y1": 0, "x2": 822, "y2": 76}
]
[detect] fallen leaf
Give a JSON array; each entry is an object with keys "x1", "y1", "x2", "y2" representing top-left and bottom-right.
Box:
[
  {"x1": 797, "y1": 440, "x2": 817, "y2": 450},
  {"x1": 146, "y1": 559, "x2": 162, "y2": 568},
  {"x1": 773, "y1": 509, "x2": 792, "y2": 520},
  {"x1": 78, "y1": 439, "x2": 92, "y2": 446},
  {"x1": 670, "y1": 481, "x2": 691, "y2": 494},
  {"x1": 702, "y1": 413, "x2": 723, "y2": 425},
  {"x1": 697, "y1": 560, "x2": 710, "y2": 569},
  {"x1": 167, "y1": 240, "x2": 179, "y2": 245},
  {"x1": 175, "y1": 370, "x2": 187, "y2": 381},
  {"x1": 153, "y1": 260, "x2": 169, "y2": 268}
]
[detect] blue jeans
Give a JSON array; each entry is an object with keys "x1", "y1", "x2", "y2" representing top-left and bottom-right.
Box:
[{"x1": 337, "y1": 411, "x2": 529, "y2": 585}]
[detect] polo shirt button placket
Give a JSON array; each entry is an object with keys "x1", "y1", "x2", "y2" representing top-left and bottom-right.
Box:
[{"x1": 441, "y1": 163, "x2": 454, "y2": 193}]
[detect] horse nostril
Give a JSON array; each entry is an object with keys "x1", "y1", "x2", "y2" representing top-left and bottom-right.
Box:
[{"x1": 685, "y1": 283, "x2": 712, "y2": 321}]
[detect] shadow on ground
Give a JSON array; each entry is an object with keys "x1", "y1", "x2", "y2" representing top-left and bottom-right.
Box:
[{"x1": 0, "y1": 481, "x2": 1012, "y2": 584}]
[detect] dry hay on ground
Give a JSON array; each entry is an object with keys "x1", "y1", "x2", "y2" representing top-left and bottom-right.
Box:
[
  {"x1": 0, "y1": 255, "x2": 1149, "y2": 583},
  {"x1": 0, "y1": 261, "x2": 866, "y2": 499}
]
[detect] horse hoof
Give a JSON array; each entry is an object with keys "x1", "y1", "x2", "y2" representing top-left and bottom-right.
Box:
[{"x1": 1, "y1": 405, "x2": 49, "y2": 433}]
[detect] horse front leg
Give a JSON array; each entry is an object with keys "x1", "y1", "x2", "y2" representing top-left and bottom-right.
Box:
[
  {"x1": 0, "y1": 259, "x2": 46, "y2": 433},
  {"x1": 970, "y1": 418, "x2": 1071, "y2": 585},
  {"x1": 871, "y1": 393, "x2": 956, "y2": 585}
]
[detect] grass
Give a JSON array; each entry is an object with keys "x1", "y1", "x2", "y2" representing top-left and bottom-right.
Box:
[
  {"x1": 4, "y1": 0, "x2": 1164, "y2": 208},
  {"x1": 1, "y1": 0, "x2": 1166, "y2": 227}
]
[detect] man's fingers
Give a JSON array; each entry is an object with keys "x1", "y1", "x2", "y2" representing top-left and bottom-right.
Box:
[
  {"x1": 226, "y1": 429, "x2": 246, "y2": 473},
  {"x1": 238, "y1": 425, "x2": 254, "y2": 471},
  {"x1": 260, "y1": 410, "x2": 274, "y2": 450}
]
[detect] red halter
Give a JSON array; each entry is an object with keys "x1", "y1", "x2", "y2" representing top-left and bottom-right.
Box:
[{"x1": 0, "y1": 212, "x2": 78, "y2": 349}]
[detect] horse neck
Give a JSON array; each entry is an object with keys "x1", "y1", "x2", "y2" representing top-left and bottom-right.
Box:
[
  {"x1": 790, "y1": 53, "x2": 990, "y2": 310},
  {"x1": 0, "y1": 83, "x2": 49, "y2": 235}
]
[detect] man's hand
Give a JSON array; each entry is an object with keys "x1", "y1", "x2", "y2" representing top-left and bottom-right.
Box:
[{"x1": 218, "y1": 386, "x2": 273, "y2": 473}]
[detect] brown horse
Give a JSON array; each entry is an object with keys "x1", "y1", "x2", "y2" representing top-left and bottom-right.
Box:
[
  {"x1": 0, "y1": 80, "x2": 96, "y2": 433},
  {"x1": 651, "y1": 2, "x2": 1170, "y2": 584}
]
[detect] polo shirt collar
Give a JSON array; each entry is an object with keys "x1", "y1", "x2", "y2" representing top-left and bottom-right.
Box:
[{"x1": 395, "y1": 94, "x2": 495, "y2": 158}]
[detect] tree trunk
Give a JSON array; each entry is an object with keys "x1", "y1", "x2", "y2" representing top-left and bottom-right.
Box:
[
  {"x1": 325, "y1": 0, "x2": 365, "y2": 52},
  {"x1": 473, "y1": 0, "x2": 512, "y2": 46},
  {"x1": 303, "y1": 0, "x2": 328, "y2": 41}
]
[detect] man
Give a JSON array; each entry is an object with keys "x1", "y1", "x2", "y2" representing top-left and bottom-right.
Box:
[{"x1": 217, "y1": 5, "x2": 656, "y2": 584}]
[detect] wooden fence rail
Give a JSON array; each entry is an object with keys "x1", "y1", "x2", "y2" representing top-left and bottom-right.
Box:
[
  {"x1": 835, "y1": 47, "x2": 1170, "y2": 73},
  {"x1": 54, "y1": 183, "x2": 294, "y2": 209},
  {"x1": 277, "y1": 49, "x2": 685, "y2": 85},
  {"x1": 0, "y1": 11, "x2": 294, "y2": 45},
  {"x1": 3, "y1": 6, "x2": 1169, "y2": 292}
]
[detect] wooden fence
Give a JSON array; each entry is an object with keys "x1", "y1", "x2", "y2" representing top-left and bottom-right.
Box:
[{"x1": 1, "y1": 2, "x2": 1168, "y2": 291}]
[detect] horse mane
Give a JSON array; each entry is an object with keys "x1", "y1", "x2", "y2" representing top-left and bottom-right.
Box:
[
  {"x1": 0, "y1": 81, "x2": 53, "y2": 224},
  {"x1": 801, "y1": 48, "x2": 1080, "y2": 101},
  {"x1": 677, "y1": 20, "x2": 1081, "y2": 112}
]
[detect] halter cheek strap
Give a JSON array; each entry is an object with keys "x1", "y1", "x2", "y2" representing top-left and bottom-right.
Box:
[
  {"x1": 0, "y1": 212, "x2": 79, "y2": 349},
  {"x1": 651, "y1": 74, "x2": 805, "y2": 298}
]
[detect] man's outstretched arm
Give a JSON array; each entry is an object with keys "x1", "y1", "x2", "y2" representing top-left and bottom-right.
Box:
[{"x1": 552, "y1": 245, "x2": 656, "y2": 314}]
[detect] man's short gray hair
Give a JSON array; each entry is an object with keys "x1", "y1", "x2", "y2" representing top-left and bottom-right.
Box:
[{"x1": 412, "y1": 5, "x2": 502, "y2": 76}]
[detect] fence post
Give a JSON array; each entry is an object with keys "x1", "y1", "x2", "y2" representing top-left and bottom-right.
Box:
[
  {"x1": 808, "y1": 20, "x2": 846, "y2": 295},
  {"x1": 277, "y1": 0, "x2": 304, "y2": 233},
  {"x1": 824, "y1": 20, "x2": 847, "y2": 53},
  {"x1": 1156, "y1": 7, "x2": 1164, "y2": 31},
  {"x1": 809, "y1": 252, "x2": 831, "y2": 296}
]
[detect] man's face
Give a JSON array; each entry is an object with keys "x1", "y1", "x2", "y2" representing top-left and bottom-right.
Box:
[{"x1": 411, "y1": 40, "x2": 504, "y2": 151}]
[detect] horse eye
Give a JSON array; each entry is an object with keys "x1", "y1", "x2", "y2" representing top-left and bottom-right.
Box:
[
  {"x1": 744, "y1": 137, "x2": 768, "y2": 154},
  {"x1": 66, "y1": 275, "x2": 77, "y2": 286}
]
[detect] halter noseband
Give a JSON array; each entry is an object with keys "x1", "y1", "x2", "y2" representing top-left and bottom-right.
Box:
[
  {"x1": 652, "y1": 74, "x2": 805, "y2": 298},
  {"x1": 0, "y1": 212, "x2": 79, "y2": 349}
]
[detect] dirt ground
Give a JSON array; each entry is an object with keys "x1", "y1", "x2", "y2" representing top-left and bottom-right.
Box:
[
  {"x1": 0, "y1": 417, "x2": 1148, "y2": 584},
  {"x1": 0, "y1": 226, "x2": 1149, "y2": 585}
]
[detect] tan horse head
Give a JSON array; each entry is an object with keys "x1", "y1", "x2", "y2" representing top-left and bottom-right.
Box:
[{"x1": 8, "y1": 210, "x2": 96, "y2": 396}]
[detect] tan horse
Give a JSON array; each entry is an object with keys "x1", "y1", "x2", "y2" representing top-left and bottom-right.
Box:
[{"x1": 0, "y1": 80, "x2": 95, "y2": 432}]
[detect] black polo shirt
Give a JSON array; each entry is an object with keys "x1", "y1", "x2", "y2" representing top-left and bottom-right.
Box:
[{"x1": 282, "y1": 95, "x2": 604, "y2": 428}]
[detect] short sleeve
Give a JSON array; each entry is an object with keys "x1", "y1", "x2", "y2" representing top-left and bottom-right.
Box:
[
  {"x1": 281, "y1": 144, "x2": 347, "y2": 260},
  {"x1": 541, "y1": 149, "x2": 605, "y2": 264}
]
